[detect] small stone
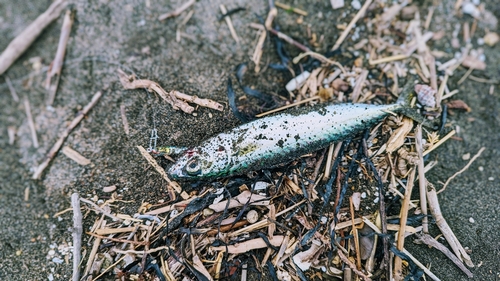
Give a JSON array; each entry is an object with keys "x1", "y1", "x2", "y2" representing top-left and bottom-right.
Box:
[
  {"x1": 351, "y1": 0, "x2": 361, "y2": 10},
  {"x1": 488, "y1": 177, "x2": 494, "y2": 181},
  {"x1": 469, "y1": 217, "x2": 475, "y2": 223},
  {"x1": 484, "y1": 32, "x2": 500, "y2": 47},
  {"x1": 462, "y1": 153, "x2": 471, "y2": 161},
  {"x1": 48, "y1": 250, "x2": 56, "y2": 256},
  {"x1": 478, "y1": 166, "x2": 484, "y2": 171}
]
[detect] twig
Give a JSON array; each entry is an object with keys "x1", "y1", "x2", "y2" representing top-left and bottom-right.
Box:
[
  {"x1": 24, "y1": 97, "x2": 39, "y2": 148},
  {"x1": 249, "y1": 23, "x2": 311, "y2": 52},
  {"x1": 229, "y1": 200, "x2": 306, "y2": 237},
  {"x1": 467, "y1": 75, "x2": 498, "y2": 84},
  {"x1": 136, "y1": 145, "x2": 188, "y2": 200},
  {"x1": 158, "y1": 0, "x2": 195, "y2": 21},
  {"x1": 415, "y1": 233, "x2": 473, "y2": 278},
  {"x1": 118, "y1": 69, "x2": 223, "y2": 113},
  {"x1": 457, "y1": 67, "x2": 474, "y2": 85},
  {"x1": 172, "y1": 90, "x2": 223, "y2": 111},
  {"x1": 351, "y1": 69, "x2": 368, "y2": 102},
  {"x1": 393, "y1": 169, "x2": 415, "y2": 280},
  {"x1": 368, "y1": 54, "x2": 408, "y2": 65},
  {"x1": 415, "y1": 125, "x2": 428, "y2": 233},
  {"x1": 274, "y1": 2, "x2": 308, "y2": 16},
  {"x1": 80, "y1": 197, "x2": 123, "y2": 222},
  {"x1": 362, "y1": 218, "x2": 441, "y2": 281},
  {"x1": 349, "y1": 197, "x2": 362, "y2": 270},
  {"x1": 32, "y1": 91, "x2": 102, "y2": 179},
  {"x1": 331, "y1": 0, "x2": 373, "y2": 51},
  {"x1": 211, "y1": 236, "x2": 285, "y2": 254},
  {"x1": 46, "y1": 9, "x2": 74, "y2": 106},
  {"x1": 337, "y1": 249, "x2": 372, "y2": 281},
  {"x1": 427, "y1": 182, "x2": 474, "y2": 267},
  {"x1": 120, "y1": 104, "x2": 129, "y2": 135},
  {"x1": 0, "y1": 0, "x2": 66, "y2": 75},
  {"x1": 252, "y1": 7, "x2": 277, "y2": 73},
  {"x1": 5, "y1": 77, "x2": 19, "y2": 102},
  {"x1": 438, "y1": 147, "x2": 485, "y2": 194},
  {"x1": 423, "y1": 130, "x2": 456, "y2": 156},
  {"x1": 71, "y1": 193, "x2": 82, "y2": 281},
  {"x1": 292, "y1": 52, "x2": 346, "y2": 75},
  {"x1": 113, "y1": 245, "x2": 172, "y2": 255},
  {"x1": 83, "y1": 219, "x2": 104, "y2": 277},
  {"x1": 220, "y1": 4, "x2": 239, "y2": 44},
  {"x1": 400, "y1": 248, "x2": 441, "y2": 281}
]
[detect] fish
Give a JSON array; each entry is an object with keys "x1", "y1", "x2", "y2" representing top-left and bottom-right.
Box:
[{"x1": 168, "y1": 84, "x2": 416, "y2": 180}]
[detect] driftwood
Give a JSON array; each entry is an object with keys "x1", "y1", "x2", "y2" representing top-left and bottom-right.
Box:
[{"x1": 0, "y1": 0, "x2": 66, "y2": 75}]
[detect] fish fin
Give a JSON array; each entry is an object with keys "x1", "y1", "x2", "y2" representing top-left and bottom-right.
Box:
[
  {"x1": 396, "y1": 77, "x2": 418, "y2": 106},
  {"x1": 396, "y1": 77, "x2": 431, "y2": 126}
]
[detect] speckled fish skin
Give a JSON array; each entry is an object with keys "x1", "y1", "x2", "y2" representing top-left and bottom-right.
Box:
[{"x1": 168, "y1": 102, "x2": 404, "y2": 180}]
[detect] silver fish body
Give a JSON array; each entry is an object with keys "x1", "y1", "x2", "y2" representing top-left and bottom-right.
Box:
[{"x1": 168, "y1": 102, "x2": 403, "y2": 179}]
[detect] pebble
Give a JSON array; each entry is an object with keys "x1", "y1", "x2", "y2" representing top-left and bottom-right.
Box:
[
  {"x1": 462, "y1": 153, "x2": 471, "y2": 161},
  {"x1": 351, "y1": 0, "x2": 361, "y2": 10},
  {"x1": 478, "y1": 166, "x2": 484, "y2": 171},
  {"x1": 488, "y1": 177, "x2": 494, "y2": 181},
  {"x1": 48, "y1": 249, "x2": 56, "y2": 256},
  {"x1": 469, "y1": 217, "x2": 475, "y2": 223}
]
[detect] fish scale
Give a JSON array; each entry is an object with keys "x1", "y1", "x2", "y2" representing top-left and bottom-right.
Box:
[{"x1": 168, "y1": 101, "x2": 405, "y2": 180}]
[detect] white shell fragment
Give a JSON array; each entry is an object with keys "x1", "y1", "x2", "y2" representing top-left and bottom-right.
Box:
[
  {"x1": 414, "y1": 84, "x2": 436, "y2": 107},
  {"x1": 292, "y1": 239, "x2": 323, "y2": 271},
  {"x1": 246, "y1": 209, "x2": 259, "y2": 224},
  {"x1": 462, "y1": 2, "x2": 480, "y2": 18},
  {"x1": 285, "y1": 71, "x2": 310, "y2": 92},
  {"x1": 351, "y1": 192, "x2": 361, "y2": 211}
]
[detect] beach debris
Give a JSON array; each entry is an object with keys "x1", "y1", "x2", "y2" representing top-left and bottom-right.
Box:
[
  {"x1": 220, "y1": 4, "x2": 240, "y2": 43},
  {"x1": 63, "y1": 0, "x2": 493, "y2": 280},
  {"x1": 483, "y1": 32, "x2": 500, "y2": 46},
  {"x1": 118, "y1": 69, "x2": 223, "y2": 114},
  {"x1": 415, "y1": 84, "x2": 437, "y2": 107},
  {"x1": 158, "y1": 0, "x2": 195, "y2": 21},
  {"x1": 46, "y1": 9, "x2": 74, "y2": 106},
  {"x1": 23, "y1": 97, "x2": 39, "y2": 148},
  {"x1": 32, "y1": 92, "x2": 102, "y2": 179},
  {"x1": 119, "y1": 104, "x2": 129, "y2": 135},
  {"x1": 0, "y1": 0, "x2": 66, "y2": 75},
  {"x1": 71, "y1": 193, "x2": 82, "y2": 281},
  {"x1": 61, "y1": 146, "x2": 91, "y2": 166}
]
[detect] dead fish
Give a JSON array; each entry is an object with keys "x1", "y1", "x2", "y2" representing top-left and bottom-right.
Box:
[{"x1": 169, "y1": 84, "x2": 416, "y2": 180}]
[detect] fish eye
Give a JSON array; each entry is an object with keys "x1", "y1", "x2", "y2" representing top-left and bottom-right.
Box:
[{"x1": 184, "y1": 158, "x2": 201, "y2": 175}]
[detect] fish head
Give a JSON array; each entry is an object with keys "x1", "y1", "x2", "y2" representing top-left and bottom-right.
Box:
[{"x1": 168, "y1": 145, "x2": 231, "y2": 180}]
